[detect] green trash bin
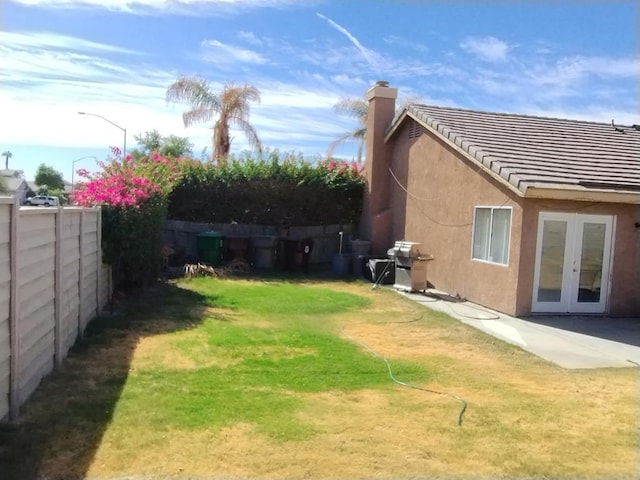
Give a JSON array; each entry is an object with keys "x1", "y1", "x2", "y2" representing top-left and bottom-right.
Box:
[{"x1": 196, "y1": 231, "x2": 225, "y2": 266}]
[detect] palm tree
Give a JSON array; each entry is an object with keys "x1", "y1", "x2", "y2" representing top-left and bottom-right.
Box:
[
  {"x1": 327, "y1": 98, "x2": 368, "y2": 164},
  {"x1": 328, "y1": 94, "x2": 423, "y2": 164},
  {"x1": 2, "y1": 150, "x2": 12, "y2": 170},
  {"x1": 166, "y1": 76, "x2": 262, "y2": 166}
]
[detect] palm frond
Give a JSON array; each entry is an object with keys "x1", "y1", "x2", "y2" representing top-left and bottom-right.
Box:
[
  {"x1": 219, "y1": 84, "x2": 260, "y2": 121},
  {"x1": 166, "y1": 76, "x2": 220, "y2": 117},
  {"x1": 333, "y1": 98, "x2": 368, "y2": 123},
  {"x1": 230, "y1": 116, "x2": 262, "y2": 158},
  {"x1": 326, "y1": 131, "x2": 360, "y2": 158},
  {"x1": 329, "y1": 97, "x2": 369, "y2": 161},
  {"x1": 396, "y1": 94, "x2": 423, "y2": 116},
  {"x1": 182, "y1": 108, "x2": 215, "y2": 127}
]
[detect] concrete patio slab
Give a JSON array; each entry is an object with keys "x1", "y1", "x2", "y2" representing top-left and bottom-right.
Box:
[{"x1": 398, "y1": 289, "x2": 640, "y2": 369}]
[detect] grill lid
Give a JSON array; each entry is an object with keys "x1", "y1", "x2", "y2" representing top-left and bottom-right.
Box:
[{"x1": 390, "y1": 241, "x2": 421, "y2": 258}]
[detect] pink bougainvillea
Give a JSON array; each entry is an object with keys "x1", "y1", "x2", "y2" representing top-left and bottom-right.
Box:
[
  {"x1": 72, "y1": 174, "x2": 160, "y2": 207},
  {"x1": 322, "y1": 158, "x2": 364, "y2": 177},
  {"x1": 72, "y1": 148, "x2": 190, "y2": 207}
]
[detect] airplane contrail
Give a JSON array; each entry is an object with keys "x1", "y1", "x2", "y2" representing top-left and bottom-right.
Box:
[{"x1": 316, "y1": 12, "x2": 379, "y2": 72}]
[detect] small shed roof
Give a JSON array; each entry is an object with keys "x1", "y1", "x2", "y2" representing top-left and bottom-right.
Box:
[
  {"x1": 5, "y1": 177, "x2": 27, "y2": 192},
  {"x1": 391, "y1": 104, "x2": 640, "y2": 203}
]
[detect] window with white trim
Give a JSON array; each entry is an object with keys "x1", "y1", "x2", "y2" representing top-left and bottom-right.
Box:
[{"x1": 472, "y1": 207, "x2": 511, "y2": 265}]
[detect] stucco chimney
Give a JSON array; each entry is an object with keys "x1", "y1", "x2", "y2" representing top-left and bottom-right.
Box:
[{"x1": 359, "y1": 81, "x2": 397, "y2": 254}]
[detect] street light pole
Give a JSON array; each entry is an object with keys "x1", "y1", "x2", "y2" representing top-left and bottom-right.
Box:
[
  {"x1": 78, "y1": 111, "x2": 127, "y2": 159},
  {"x1": 71, "y1": 155, "x2": 97, "y2": 196}
]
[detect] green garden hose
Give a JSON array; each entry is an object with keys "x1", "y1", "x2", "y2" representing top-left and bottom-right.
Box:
[{"x1": 344, "y1": 332, "x2": 468, "y2": 426}]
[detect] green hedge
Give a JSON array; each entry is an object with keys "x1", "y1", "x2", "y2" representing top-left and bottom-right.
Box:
[
  {"x1": 102, "y1": 196, "x2": 167, "y2": 290},
  {"x1": 167, "y1": 153, "x2": 365, "y2": 226}
]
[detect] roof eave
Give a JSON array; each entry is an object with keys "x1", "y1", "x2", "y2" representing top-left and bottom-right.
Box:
[{"x1": 523, "y1": 186, "x2": 640, "y2": 204}]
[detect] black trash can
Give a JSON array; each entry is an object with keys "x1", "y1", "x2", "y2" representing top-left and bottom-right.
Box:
[
  {"x1": 299, "y1": 238, "x2": 314, "y2": 273},
  {"x1": 352, "y1": 254, "x2": 370, "y2": 279},
  {"x1": 279, "y1": 238, "x2": 300, "y2": 271}
]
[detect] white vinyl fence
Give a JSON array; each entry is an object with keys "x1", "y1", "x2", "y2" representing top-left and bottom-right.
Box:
[{"x1": 0, "y1": 197, "x2": 111, "y2": 421}]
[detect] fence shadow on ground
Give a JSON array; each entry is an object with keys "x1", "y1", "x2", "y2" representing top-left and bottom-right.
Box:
[{"x1": 0, "y1": 281, "x2": 208, "y2": 480}]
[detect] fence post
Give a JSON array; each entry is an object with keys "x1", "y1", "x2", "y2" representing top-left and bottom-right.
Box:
[
  {"x1": 9, "y1": 197, "x2": 20, "y2": 419},
  {"x1": 78, "y1": 209, "x2": 85, "y2": 336},
  {"x1": 96, "y1": 207, "x2": 102, "y2": 312},
  {"x1": 54, "y1": 207, "x2": 63, "y2": 368}
]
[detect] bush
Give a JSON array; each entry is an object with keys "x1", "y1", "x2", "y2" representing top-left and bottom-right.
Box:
[
  {"x1": 168, "y1": 151, "x2": 365, "y2": 225},
  {"x1": 73, "y1": 148, "x2": 190, "y2": 290},
  {"x1": 101, "y1": 197, "x2": 167, "y2": 290}
]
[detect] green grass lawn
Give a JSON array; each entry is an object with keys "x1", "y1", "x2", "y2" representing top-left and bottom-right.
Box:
[
  {"x1": 115, "y1": 279, "x2": 425, "y2": 440},
  {"x1": 1, "y1": 277, "x2": 637, "y2": 480}
]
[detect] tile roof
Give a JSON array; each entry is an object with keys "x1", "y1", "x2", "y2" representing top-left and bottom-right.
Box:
[{"x1": 400, "y1": 104, "x2": 640, "y2": 200}]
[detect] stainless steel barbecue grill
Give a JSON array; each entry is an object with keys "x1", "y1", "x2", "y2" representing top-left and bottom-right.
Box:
[{"x1": 387, "y1": 241, "x2": 433, "y2": 292}]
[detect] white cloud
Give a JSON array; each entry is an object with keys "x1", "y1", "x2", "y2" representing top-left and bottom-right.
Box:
[
  {"x1": 237, "y1": 30, "x2": 261, "y2": 45},
  {"x1": 0, "y1": 27, "x2": 361, "y2": 160},
  {"x1": 0, "y1": 31, "x2": 194, "y2": 148},
  {"x1": 330, "y1": 74, "x2": 366, "y2": 88},
  {"x1": 0, "y1": 30, "x2": 138, "y2": 55},
  {"x1": 517, "y1": 104, "x2": 639, "y2": 127},
  {"x1": 388, "y1": 58, "x2": 463, "y2": 80},
  {"x1": 8, "y1": 0, "x2": 306, "y2": 14},
  {"x1": 463, "y1": 51, "x2": 640, "y2": 110},
  {"x1": 200, "y1": 39, "x2": 267, "y2": 65},
  {"x1": 460, "y1": 36, "x2": 510, "y2": 62},
  {"x1": 532, "y1": 56, "x2": 640, "y2": 86},
  {"x1": 259, "y1": 83, "x2": 339, "y2": 109},
  {"x1": 383, "y1": 34, "x2": 429, "y2": 53},
  {"x1": 1, "y1": 48, "x2": 132, "y2": 83}
]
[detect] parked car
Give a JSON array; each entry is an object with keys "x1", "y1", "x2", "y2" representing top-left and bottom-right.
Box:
[{"x1": 25, "y1": 195, "x2": 59, "y2": 207}]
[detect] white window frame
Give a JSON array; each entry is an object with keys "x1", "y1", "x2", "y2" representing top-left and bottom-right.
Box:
[{"x1": 471, "y1": 206, "x2": 512, "y2": 266}]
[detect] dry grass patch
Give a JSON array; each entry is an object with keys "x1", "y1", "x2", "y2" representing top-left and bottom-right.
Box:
[{"x1": 1, "y1": 278, "x2": 637, "y2": 480}]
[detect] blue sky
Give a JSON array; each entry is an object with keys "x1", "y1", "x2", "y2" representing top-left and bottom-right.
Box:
[{"x1": 1, "y1": 0, "x2": 638, "y2": 182}]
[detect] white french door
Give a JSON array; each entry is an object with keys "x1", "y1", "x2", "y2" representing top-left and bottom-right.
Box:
[{"x1": 532, "y1": 212, "x2": 614, "y2": 314}]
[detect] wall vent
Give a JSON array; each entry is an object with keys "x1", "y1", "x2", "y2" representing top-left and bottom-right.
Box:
[{"x1": 408, "y1": 119, "x2": 424, "y2": 139}]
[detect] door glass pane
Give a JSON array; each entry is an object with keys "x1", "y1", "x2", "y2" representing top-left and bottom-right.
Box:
[
  {"x1": 537, "y1": 220, "x2": 566, "y2": 302},
  {"x1": 577, "y1": 222, "x2": 605, "y2": 303}
]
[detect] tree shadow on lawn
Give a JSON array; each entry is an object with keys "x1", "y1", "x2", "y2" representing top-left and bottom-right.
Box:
[{"x1": 0, "y1": 281, "x2": 208, "y2": 480}]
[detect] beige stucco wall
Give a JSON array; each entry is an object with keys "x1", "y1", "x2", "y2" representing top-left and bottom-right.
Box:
[
  {"x1": 387, "y1": 122, "x2": 525, "y2": 315},
  {"x1": 385, "y1": 122, "x2": 640, "y2": 317}
]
